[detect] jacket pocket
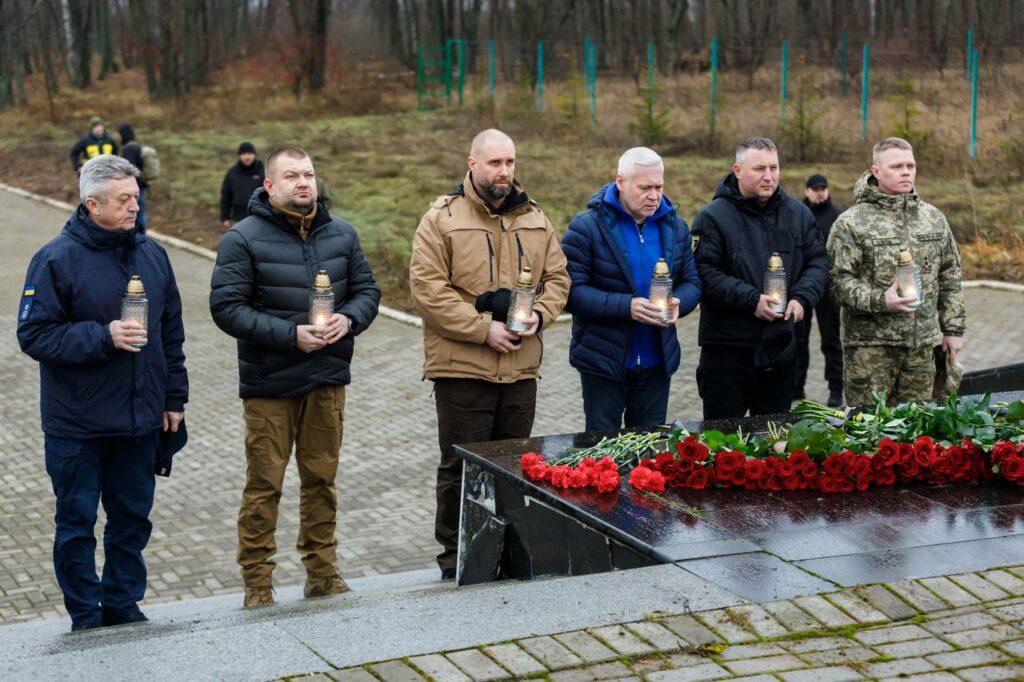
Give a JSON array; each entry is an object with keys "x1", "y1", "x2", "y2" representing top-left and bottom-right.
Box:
[
  {"x1": 914, "y1": 231, "x2": 945, "y2": 277},
  {"x1": 446, "y1": 226, "x2": 493, "y2": 294},
  {"x1": 868, "y1": 236, "x2": 902, "y2": 287}
]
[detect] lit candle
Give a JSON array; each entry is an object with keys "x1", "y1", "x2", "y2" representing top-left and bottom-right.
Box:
[
  {"x1": 309, "y1": 269, "x2": 335, "y2": 338},
  {"x1": 649, "y1": 259, "x2": 673, "y2": 323}
]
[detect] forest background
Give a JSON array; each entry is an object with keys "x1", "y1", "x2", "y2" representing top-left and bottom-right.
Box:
[{"x1": 0, "y1": 0, "x2": 1022, "y2": 309}]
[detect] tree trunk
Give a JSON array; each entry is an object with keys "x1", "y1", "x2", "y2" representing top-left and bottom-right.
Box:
[
  {"x1": 308, "y1": 0, "x2": 330, "y2": 90},
  {"x1": 68, "y1": 0, "x2": 93, "y2": 88}
]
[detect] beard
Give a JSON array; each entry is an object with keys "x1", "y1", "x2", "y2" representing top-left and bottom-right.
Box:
[{"x1": 480, "y1": 179, "x2": 512, "y2": 201}]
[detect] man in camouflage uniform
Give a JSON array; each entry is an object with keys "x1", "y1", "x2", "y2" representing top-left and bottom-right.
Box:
[{"x1": 827, "y1": 137, "x2": 966, "y2": 406}]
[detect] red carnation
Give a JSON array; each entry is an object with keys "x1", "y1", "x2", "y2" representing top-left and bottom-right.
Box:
[
  {"x1": 548, "y1": 465, "x2": 573, "y2": 488},
  {"x1": 629, "y1": 466, "x2": 666, "y2": 493},
  {"x1": 593, "y1": 469, "x2": 621, "y2": 493}
]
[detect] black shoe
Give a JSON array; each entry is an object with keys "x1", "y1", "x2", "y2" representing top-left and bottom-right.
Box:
[
  {"x1": 101, "y1": 607, "x2": 149, "y2": 627},
  {"x1": 827, "y1": 388, "x2": 843, "y2": 408},
  {"x1": 71, "y1": 621, "x2": 102, "y2": 633},
  {"x1": 793, "y1": 388, "x2": 806, "y2": 401},
  {"x1": 440, "y1": 568, "x2": 456, "y2": 581}
]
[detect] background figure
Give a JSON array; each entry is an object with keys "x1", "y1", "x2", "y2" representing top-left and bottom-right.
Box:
[
  {"x1": 562, "y1": 147, "x2": 701, "y2": 431},
  {"x1": 220, "y1": 141, "x2": 265, "y2": 228},
  {"x1": 409, "y1": 129, "x2": 569, "y2": 580},
  {"x1": 795, "y1": 174, "x2": 845, "y2": 407},
  {"x1": 827, "y1": 137, "x2": 966, "y2": 406},
  {"x1": 210, "y1": 146, "x2": 380, "y2": 609},
  {"x1": 17, "y1": 155, "x2": 188, "y2": 631},
  {"x1": 316, "y1": 176, "x2": 333, "y2": 212},
  {"x1": 691, "y1": 137, "x2": 829, "y2": 420},
  {"x1": 70, "y1": 116, "x2": 118, "y2": 174},
  {"x1": 117, "y1": 124, "x2": 149, "y2": 229}
]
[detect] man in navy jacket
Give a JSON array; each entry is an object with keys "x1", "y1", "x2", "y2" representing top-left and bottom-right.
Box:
[
  {"x1": 691, "y1": 137, "x2": 829, "y2": 419},
  {"x1": 18, "y1": 155, "x2": 188, "y2": 632},
  {"x1": 562, "y1": 147, "x2": 701, "y2": 431}
]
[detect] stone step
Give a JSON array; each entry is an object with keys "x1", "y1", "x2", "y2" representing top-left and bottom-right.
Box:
[{"x1": 0, "y1": 564, "x2": 746, "y2": 682}]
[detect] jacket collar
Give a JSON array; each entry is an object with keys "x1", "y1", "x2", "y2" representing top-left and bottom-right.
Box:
[
  {"x1": 64, "y1": 205, "x2": 142, "y2": 251},
  {"x1": 715, "y1": 172, "x2": 786, "y2": 215},
  {"x1": 591, "y1": 182, "x2": 678, "y2": 293}
]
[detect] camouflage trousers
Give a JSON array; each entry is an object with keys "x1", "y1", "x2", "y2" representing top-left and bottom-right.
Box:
[{"x1": 844, "y1": 344, "x2": 935, "y2": 407}]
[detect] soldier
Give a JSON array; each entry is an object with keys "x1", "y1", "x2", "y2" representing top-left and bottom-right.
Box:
[{"x1": 827, "y1": 137, "x2": 966, "y2": 406}]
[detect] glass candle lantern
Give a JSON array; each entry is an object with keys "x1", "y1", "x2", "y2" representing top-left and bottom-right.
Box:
[
  {"x1": 506, "y1": 267, "x2": 536, "y2": 334},
  {"x1": 309, "y1": 269, "x2": 334, "y2": 337},
  {"x1": 648, "y1": 258, "x2": 673, "y2": 324},
  {"x1": 763, "y1": 252, "x2": 787, "y2": 314},
  {"x1": 120, "y1": 275, "x2": 148, "y2": 348},
  {"x1": 895, "y1": 249, "x2": 923, "y2": 309}
]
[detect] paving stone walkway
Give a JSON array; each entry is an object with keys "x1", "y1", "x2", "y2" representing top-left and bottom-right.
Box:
[
  {"x1": 286, "y1": 566, "x2": 1024, "y2": 682},
  {"x1": 2, "y1": 187, "x2": 1024, "y2": 624}
]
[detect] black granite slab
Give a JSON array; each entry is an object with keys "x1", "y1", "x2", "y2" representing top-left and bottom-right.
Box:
[{"x1": 454, "y1": 390, "x2": 1024, "y2": 595}]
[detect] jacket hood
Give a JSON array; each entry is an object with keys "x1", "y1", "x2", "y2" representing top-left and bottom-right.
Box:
[
  {"x1": 64, "y1": 205, "x2": 143, "y2": 251},
  {"x1": 713, "y1": 172, "x2": 786, "y2": 214},
  {"x1": 595, "y1": 182, "x2": 675, "y2": 223},
  {"x1": 852, "y1": 170, "x2": 920, "y2": 210},
  {"x1": 117, "y1": 124, "x2": 136, "y2": 145}
]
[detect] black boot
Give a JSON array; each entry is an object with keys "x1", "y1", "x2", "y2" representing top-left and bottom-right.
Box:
[{"x1": 827, "y1": 387, "x2": 843, "y2": 408}]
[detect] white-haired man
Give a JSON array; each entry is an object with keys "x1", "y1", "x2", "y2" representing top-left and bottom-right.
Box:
[
  {"x1": 18, "y1": 154, "x2": 188, "y2": 631},
  {"x1": 561, "y1": 147, "x2": 702, "y2": 431}
]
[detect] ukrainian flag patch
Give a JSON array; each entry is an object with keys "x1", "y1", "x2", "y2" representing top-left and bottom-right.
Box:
[{"x1": 19, "y1": 285, "x2": 35, "y2": 321}]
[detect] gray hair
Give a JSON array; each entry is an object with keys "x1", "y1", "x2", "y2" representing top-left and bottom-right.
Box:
[
  {"x1": 735, "y1": 137, "x2": 778, "y2": 164},
  {"x1": 79, "y1": 154, "x2": 140, "y2": 204},
  {"x1": 617, "y1": 147, "x2": 663, "y2": 179}
]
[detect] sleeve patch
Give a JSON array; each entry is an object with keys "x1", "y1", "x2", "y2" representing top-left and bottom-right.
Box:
[{"x1": 19, "y1": 285, "x2": 35, "y2": 321}]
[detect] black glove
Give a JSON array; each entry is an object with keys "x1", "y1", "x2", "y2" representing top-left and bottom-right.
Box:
[{"x1": 474, "y1": 288, "x2": 512, "y2": 323}]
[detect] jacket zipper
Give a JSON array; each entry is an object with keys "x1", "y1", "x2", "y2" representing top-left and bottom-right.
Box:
[
  {"x1": 515, "y1": 233, "x2": 524, "y2": 273},
  {"x1": 485, "y1": 233, "x2": 495, "y2": 283},
  {"x1": 636, "y1": 223, "x2": 645, "y2": 244}
]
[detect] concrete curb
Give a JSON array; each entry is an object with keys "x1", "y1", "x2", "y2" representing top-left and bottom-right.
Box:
[{"x1": 3, "y1": 181, "x2": 1021, "y2": 330}]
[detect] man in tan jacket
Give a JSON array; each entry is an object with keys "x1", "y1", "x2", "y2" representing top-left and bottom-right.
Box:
[{"x1": 410, "y1": 129, "x2": 570, "y2": 580}]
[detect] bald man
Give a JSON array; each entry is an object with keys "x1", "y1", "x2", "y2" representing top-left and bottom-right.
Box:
[{"x1": 410, "y1": 129, "x2": 570, "y2": 581}]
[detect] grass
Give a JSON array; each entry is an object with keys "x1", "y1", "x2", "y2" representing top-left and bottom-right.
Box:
[{"x1": 1, "y1": 59, "x2": 1022, "y2": 310}]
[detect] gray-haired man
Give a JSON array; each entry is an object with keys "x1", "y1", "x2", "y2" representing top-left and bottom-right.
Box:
[
  {"x1": 561, "y1": 147, "x2": 702, "y2": 431},
  {"x1": 18, "y1": 155, "x2": 188, "y2": 631}
]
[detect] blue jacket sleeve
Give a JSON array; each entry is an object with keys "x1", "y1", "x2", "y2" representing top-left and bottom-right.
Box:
[
  {"x1": 671, "y1": 217, "x2": 702, "y2": 316},
  {"x1": 209, "y1": 230, "x2": 297, "y2": 349},
  {"x1": 160, "y1": 251, "x2": 189, "y2": 412},
  {"x1": 337, "y1": 230, "x2": 381, "y2": 336},
  {"x1": 789, "y1": 209, "x2": 830, "y2": 311},
  {"x1": 692, "y1": 209, "x2": 761, "y2": 313},
  {"x1": 17, "y1": 253, "x2": 114, "y2": 365},
  {"x1": 561, "y1": 214, "x2": 633, "y2": 322}
]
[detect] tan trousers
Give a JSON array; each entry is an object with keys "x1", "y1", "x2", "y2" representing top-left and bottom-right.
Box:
[{"x1": 237, "y1": 385, "x2": 344, "y2": 587}]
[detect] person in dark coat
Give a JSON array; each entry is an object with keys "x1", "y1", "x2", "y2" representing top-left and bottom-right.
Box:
[
  {"x1": 562, "y1": 147, "x2": 702, "y2": 431},
  {"x1": 210, "y1": 145, "x2": 380, "y2": 608},
  {"x1": 220, "y1": 141, "x2": 265, "y2": 228},
  {"x1": 795, "y1": 174, "x2": 845, "y2": 406},
  {"x1": 117, "y1": 124, "x2": 149, "y2": 229},
  {"x1": 69, "y1": 116, "x2": 118, "y2": 173},
  {"x1": 18, "y1": 155, "x2": 188, "y2": 632},
  {"x1": 691, "y1": 137, "x2": 829, "y2": 419}
]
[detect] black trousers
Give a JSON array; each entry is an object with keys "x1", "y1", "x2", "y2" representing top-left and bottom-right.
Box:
[
  {"x1": 795, "y1": 297, "x2": 844, "y2": 393},
  {"x1": 697, "y1": 345, "x2": 796, "y2": 420},
  {"x1": 579, "y1": 366, "x2": 671, "y2": 432},
  {"x1": 433, "y1": 378, "x2": 536, "y2": 571}
]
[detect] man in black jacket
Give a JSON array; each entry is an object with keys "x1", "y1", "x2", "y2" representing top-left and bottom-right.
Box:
[
  {"x1": 796, "y1": 174, "x2": 845, "y2": 406},
  {"x1": 691, "y1": 137, "x2": 830, "y2": 419},
  {"x1": 70, "y1": 116, "x2": 118, "y2": 174},
  {"x1": 210, "y1": 146, "x2": 380, "y2": 608},
  {"x1": 220, "y1": 141, "x2": 265, "y2": 228}
]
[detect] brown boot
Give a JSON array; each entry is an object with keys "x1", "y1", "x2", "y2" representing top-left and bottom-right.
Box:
[
  {"x1": 304, "y1": 575, "x2": 351, "y2": 599},
  {"x1": 243, "y1": 586, "x2": 275, "y2": 609}
]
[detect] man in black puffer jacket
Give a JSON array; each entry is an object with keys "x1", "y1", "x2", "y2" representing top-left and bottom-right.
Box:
[
  {"x1": 210, "y1": 146, "x2": 380, "y2": 608},
  {"x1": 691, "y1": 137, "x2": 829, "y2": 419},
  {"x1": 220, "y1": 141, "x2": 266, "y2": 228}
]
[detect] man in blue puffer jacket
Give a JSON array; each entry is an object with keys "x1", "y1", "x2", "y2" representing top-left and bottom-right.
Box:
[
  {"x1": 562, "y1": 147, "x2": 701, "y2": 431},
  {"x1": 17, "y1": 155, "x2": 188, "y2": 632}
]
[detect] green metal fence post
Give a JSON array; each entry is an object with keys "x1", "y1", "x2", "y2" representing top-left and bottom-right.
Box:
[
  {"x1": 780, "y1": 40, "x2": 789, "y2": 122},
  {"x1": 970, "y1": 49, "x2": 980, "y2": 158},
  {"x1": 488, "y1": 40, "x2": 495, "y2": 99},
  {"x1": 416, "y1": 45, "x2": 424, "y2": 110},
  {"x1": 710, "y1": 36, "x2": 719, "y2": 138},
  {"x1": 537, "y1": 41, "x2": 544, "y2": 111},
  {"x1": 860, "y1": 43, "x2": 870, "y2": 142},
  {"x1": 840, "y1": 31, "x2": 847, "y2": 95},
  {"x1": 456, "y1": 39, "x2": 465, "y2": 105},
  {"x1": 444, "y1": 40, "x2": 453, "y2": 103},
  {"x1": 589, "y1": 38, "x2": 597, "y2": 122}
]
